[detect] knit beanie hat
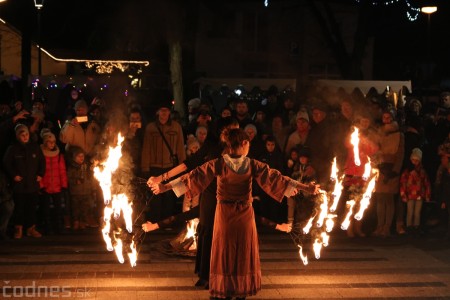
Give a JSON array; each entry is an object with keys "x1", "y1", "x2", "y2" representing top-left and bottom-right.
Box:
[
  {"x1": 70, "y1": 146, "x2": 85, "y2": 159},
  {"x1": 74, "y1": 99, "x2": 88, "y2": 110},
  {"x1": 14, "y1": 123, "x2": 29, "y2": 137},
  {"x1": 296, "y1": 110, "x2": 309, "y2": 123},
  {"x1": 40, "y1": 128, "x2": 56, "y2": 143},
  {"x1": 410, "y1": 148, "x2": 422, "y2": 161},
  {"x1": 188, "y1": 98, "x2": 201, "y2": 109}
]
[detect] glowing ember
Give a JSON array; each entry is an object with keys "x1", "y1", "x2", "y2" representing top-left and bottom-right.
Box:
[
  {"x1": 350, "y1": 127, "x2": 361, "y2": 166},
  {"x1": 298, "y1": 245, "x2": 308, "y2": 265},
  {"x1": 341, "y1": 200, "x2": 356, "y2": 230}
]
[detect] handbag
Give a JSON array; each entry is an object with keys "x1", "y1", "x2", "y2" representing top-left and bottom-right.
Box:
[{"x1": 156, "y1": 125, "x2": 179, "y2": 166}]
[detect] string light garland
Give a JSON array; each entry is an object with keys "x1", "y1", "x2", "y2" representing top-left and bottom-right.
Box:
[
  {"x1": 85, "y1": 61, "x2": 129, "y2": 74},
  {"x1": 354, "y1": 0, "x2": 420, "y2": 21},
  {"x1": 40, "y1": 47, "x2": 150, "y2": 74}
]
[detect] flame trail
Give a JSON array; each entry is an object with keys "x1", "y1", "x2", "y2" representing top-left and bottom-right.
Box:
[
  {"x1": 325, "y1": 214, "x2": 337, "y2": 232},
  {"x1": 329, "y1": 157, "x2": 343, "y2": 213},
  {"x1": 298, "y1": 245, "x2": 308, "y2": 265},
  {"x1": 303, "y1": 216, "x2": 314, "y2": 234},
  {"x1": 341, "y1": 200, "x2": 355, "y2": 230},
  {"x1": 313, "y1": 238, "x2": 322, "y2": 259},
  {"x1": 350, "y1": 127, "x2": 361, "y2": 166},
  {"x1": 93, "y1": 133, "x2": 138, "y2": 267},
  {"x1": 184, "y1": 218, "x2": 199, "y2": 251},
  {"x1": 354, "y1": 175, "x2": 376, "y2": 220},
  {"x1": 316, "y1": 190, "x2": 328, "y2": 228},
  {"x1": 362, "y1": 158, "x2": 372, "y2": 181}
]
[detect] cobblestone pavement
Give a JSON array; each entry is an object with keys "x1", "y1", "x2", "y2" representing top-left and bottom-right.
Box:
[{"x1": 1, "y1": 224, "x2": 450, "y2": 299}]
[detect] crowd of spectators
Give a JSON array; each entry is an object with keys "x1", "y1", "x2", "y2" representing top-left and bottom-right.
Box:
[{"x1": 1, "y1": 84, "x2": 450, "y2": 241}]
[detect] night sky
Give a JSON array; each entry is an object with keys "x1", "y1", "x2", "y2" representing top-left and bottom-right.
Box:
[{"x1": 1, "y1": 0, "x2": 449, "y2": 86}]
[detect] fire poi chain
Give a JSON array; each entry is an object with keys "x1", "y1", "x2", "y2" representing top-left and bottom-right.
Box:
[{"x1": 94, "y1": 128, "x2": 378, "y2": 267}]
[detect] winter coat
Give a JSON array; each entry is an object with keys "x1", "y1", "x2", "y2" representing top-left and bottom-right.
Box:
[
  {"x1": 400, "y1": 164, "x2": 431, "y2": 202},
  {"x1": 59, "y1": 118, "x2": 101, "y2": 158},
  {"x1": 3, "y1": 140, "x2": 46, "y2": 194},
  {"x1": 67, "y1": 160, "x2": 93, "y2": 196},
  {"x1": 376, "y1": 122, "x2": 405, "y2": 194},
  {"x1": 39, "y1": 145, "x2": 68, "y2": 194}
]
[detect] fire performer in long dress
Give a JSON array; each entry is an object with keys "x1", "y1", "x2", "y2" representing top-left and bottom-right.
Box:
[{"x1": 151, "y1": 128, "x2": 319, "y2": 300}]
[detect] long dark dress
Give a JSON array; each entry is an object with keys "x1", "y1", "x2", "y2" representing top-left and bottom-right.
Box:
[{"x1": 171, "y1": 155, "x2": 297, "y2": 298}]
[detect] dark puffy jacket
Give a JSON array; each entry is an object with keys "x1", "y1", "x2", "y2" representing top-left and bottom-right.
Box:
[{"x1": 3, "y1": 140, "x2": 46, "y2": 194}]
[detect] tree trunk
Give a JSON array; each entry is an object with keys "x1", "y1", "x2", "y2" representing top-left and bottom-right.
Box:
[{"x1": 169, "y1": 40, "x2": 184, "y2": 118}]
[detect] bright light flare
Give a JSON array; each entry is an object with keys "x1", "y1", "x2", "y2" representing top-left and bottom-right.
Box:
[{"x1": 350, "y1": 127, "x2": 361, "y2": 166}]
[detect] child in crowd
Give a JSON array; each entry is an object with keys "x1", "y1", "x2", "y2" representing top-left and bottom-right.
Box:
[
  {"x1": 3, "y1": 124, "x2": 46, "y2": 239},
  {"x1": 67, "y1": 146, "x2": 93, "y2": 230},
  {"x1": 287, "y1": 146, "x2": 316, "y2": 226},
  {"x1": 400, "y1": 148, "x2": 431, "y2": 234},
  {"x1": 286, "y1": 147, "x2": 300, "y2": 177},
  {"x1": 39, "y1": 129, "x2": 68, "y2": 234}
]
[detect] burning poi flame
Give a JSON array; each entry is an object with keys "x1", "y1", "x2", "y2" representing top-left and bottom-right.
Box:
[
  {"x1": 294, "y1": 136, "x2": 379, "y2": 266},
  {"x1": 341, "y1": 200, "x2": 356, "y2": 230},
  {"x1": 362, "y1": 158, "x2": 372, "y2": 181},
  {"x1": 316, "y1": 190, "x2": 328, "y2": 228},
  {"x1": 298, "y1": 245, "x2": 308, "y2": 265},
  {"x1": 184, "y1": 218, "x2": 199, "y2": 251},
  {"x1": 93, "y1": 133, "x2": 137, "y2": 267},
  {"x1": 329, "y1": 157, "x2": 343, "y2": 213},
  {"x1": 354, "y1": 175, "x2": 377, "y2": 220},
  {"x1": 350, "y1": 127, "x2": 361, "y2": 166}
]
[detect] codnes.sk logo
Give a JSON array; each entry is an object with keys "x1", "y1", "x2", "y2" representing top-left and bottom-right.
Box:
[{"x1": 2, "y1": 281, "x2": 92, "y2": 298}]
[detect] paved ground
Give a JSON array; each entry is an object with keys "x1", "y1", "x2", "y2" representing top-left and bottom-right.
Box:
[{"x1": 1, "y1": 224, "x2": 450, "y2": 300}]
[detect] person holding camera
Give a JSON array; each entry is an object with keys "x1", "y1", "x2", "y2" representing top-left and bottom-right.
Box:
[
  {"x1": 141, "y1": 99, "x2": 186, "y2": 222},
  {"x1": 59, "y1": 99, "x2": 101, "y2": 159}
]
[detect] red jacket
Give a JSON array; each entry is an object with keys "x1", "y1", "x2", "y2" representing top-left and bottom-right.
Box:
[{"x1": 40, "y1": 146, "x2": 68, "y2": 194}]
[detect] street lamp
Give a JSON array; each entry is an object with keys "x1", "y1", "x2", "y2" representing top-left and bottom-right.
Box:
[
  {"x1": 34, "y1": 0, "x2": 44, "y2": 76},
  {"x1": 421, "y1": 6, "x2": 437, "y2": 62}
]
